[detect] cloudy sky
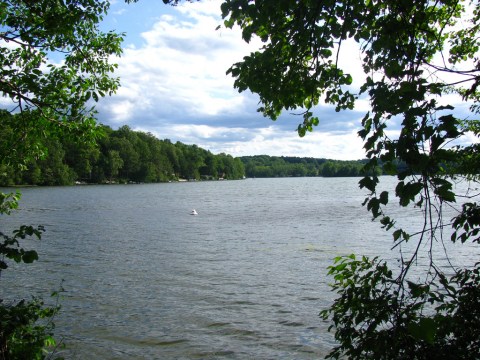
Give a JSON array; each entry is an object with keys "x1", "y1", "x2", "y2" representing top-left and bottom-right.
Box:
[
  {"x1": 92, "y1": 0, "x2": 369, "y2": 160},
  {"x1": 96, "y1": 0, "x2": 473, "y2": 160}
]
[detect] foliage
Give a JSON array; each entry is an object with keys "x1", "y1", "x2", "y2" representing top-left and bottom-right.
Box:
[
  {"x1": 1, "y1": 0, "x2": 125, "y2": 357},
  {"x1": 240, "y1": 155, "x2": 373, "y2": 178},
  {"x1": 0, "y1": 122, "x2": 246, "y2": 185},
  {"x1": 220, "y1": 0, "x2": 480, "y2": 357},
  {"x1": 320, "y1": 255, "x2": 480, "y2": 359},
  {"x1": 0, "y1": 0, "x2": 124, "y2": 165},
  {"x1": 0, "y1": 193, "x2": 63, "y2": 359},
  {"x1": 0, "y1": 296, "x2": 61, "y2": 360}
]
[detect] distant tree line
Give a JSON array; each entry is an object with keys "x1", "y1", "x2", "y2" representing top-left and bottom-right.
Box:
[
  {"x1": 0, "y1": 112, "x2": 245, "y2": 185},
  {"x1": 239, "y1": 155, "x2": 381, "y2": 178},
  {"x1": 0, "y1": 111, "x2": 380, "y2": 187}
]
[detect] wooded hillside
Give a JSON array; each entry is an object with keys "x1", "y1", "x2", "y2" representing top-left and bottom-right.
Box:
[{"x1": 0, "y1": 111, "x2": 375, "y2": 186}]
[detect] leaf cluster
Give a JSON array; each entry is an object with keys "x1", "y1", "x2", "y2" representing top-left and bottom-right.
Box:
[
  {"x1": 222, "y1": 0, "x2": 356, "y2": 133},
  {"x1": 0, "y1": 191, "x2": 63, "y2": 359},
  {"x1": 0, "y1": 189, "x2": 44, "y2": 276},
  {"x1": 0, "y1": 296, "x2": 63, "y2": 360},
  {"x1": 0, "y1": 0, "x2": 123, "y2": 135},
  {"x1": 321, "y1": 255, "x2": 480, "y2": 359}
]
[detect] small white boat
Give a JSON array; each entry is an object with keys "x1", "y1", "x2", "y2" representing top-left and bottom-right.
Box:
[{"x1": 190, "y1": 209, "x2": 198, "y2": 215}]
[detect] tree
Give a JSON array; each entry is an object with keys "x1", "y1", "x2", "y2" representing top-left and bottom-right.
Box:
[
  {"x1": 1, "y1": 0, "x2": 124, "y2": 357},
  {"x1": 36, "y1": 138, "x2": 76, "y2": 186},
  {"x1": 219, "y1": 0, "x2": 480, "y2": 357},
  {"x1": 110, "y1": 136, "x2": 140, "y2": 181},
  {"x1": 105, "y1": 149, "x2": 124, "y2": 182},
  {"x1": 320, "y1": 161, "x2": 338, "y2": 178}
]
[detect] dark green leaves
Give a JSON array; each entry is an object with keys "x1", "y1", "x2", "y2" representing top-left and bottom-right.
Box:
[
  {"x1": 451, "y1": 202, "x2": 480, "y2": 244},
  {"x1": 407, "y1": 317, "x2": 437, "y2": 344},
  {"x1": 393, "y1": 229, "x2": 410, "y2": 243},
  {"x1": 13, "y1": 225, "x2": 45, "y2": 240},
  {"x1": 359, "y1": 175, "x2": 378, "y2": 193},
  {"x1": 0, "y1": 0, "x2": 123, "y2": 139},
  {"x1": 0, "y1": 224, "x2": 44, "y2": 271},
  {"x1": 222, "y1": 0, "x2": 360, "y2": 128},
  {"x1": 396, "y1": 180, "x2": 423, "y2": 207},
  {"x1": 323, "y1": 254, "x2": 480, "y2": 358},
  {"x1": 21, "y1": 250, "x2": 39, "y2": 264},
  {"x1": 407, "y1": 281, "x2": 430, "y2": 298},
  {"x1": 430, "y1": 177, "x2": 456, "y2": 203}
]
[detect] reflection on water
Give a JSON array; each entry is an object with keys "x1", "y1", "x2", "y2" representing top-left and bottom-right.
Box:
[{"x1": 1, "y1": 177, "x2": 478, "y2": 358}]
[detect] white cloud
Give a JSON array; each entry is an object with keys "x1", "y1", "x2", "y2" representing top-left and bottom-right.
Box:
[
  {"x1": 137, "y1": 122, "x2": 367, "y2": 160},
  {"x1": 96, "y1": 0, "x2": 375, "y2": 159},
  {"x1": 230, "y1": 128, "x2": 367, "y2": 160},
  {"x1": 100, "y1": 1, "x2": 258, "y2": 121}
]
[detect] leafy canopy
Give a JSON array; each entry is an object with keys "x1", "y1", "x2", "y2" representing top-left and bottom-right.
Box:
[{"x1": 0, "y1": 0, "x2": 124, "y2": 167}]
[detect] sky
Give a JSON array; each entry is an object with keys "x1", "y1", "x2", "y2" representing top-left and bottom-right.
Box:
[
  {"x1": 94, "y1": 0, "x2": 474, "y2": 160},
  {"x1": 93, "y1": 0, "x2": 370, "y2": 160}
]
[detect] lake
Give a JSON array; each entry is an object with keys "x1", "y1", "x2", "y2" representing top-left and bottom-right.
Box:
[{"x1": 1, "y1": 177, "x2": 478, "y2": 359}]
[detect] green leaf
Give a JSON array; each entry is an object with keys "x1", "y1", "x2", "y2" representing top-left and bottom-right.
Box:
[
  {"x1": 408, "y1": 317, "x2": 437, "y2": 344},
  {"x1": 22, "y1": 250, "x2": 39, "y2": 264},
  {"x1": 407, "y1": 281, "x2": 429, "y2": 298},
  {"x1": 379, "y1": 191, "x2": 388, "y2": 205},
  {"x1": 359, "y1": 176, "x2": 377, "y2": 192},
  {"x1": 393, "y1": 229, "x2": 402, "y2": 241}
]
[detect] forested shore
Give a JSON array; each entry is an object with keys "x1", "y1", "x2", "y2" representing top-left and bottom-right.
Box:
[
  {"x1": 0, "y1": 113, "x2": 374, "y2": 186},
  {"x1": 0, "y1": 116, "x2": 245, "y2": 185},
  {"x1": 241, "y1": 155, "x2": 374, "y2": 178}
]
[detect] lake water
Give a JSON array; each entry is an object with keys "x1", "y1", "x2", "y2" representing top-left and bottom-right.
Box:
[{"x1": 1, "y1": 177, "x2": 478, "y2": 359}]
